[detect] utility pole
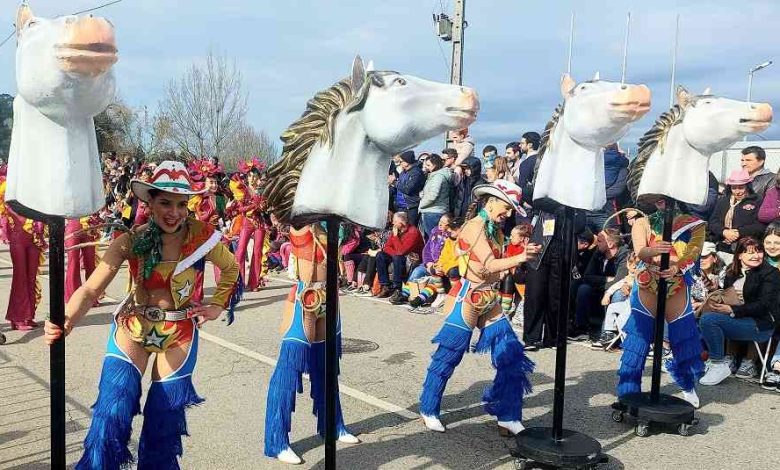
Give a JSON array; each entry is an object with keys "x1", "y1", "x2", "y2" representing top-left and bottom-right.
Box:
[
  {"x1": 450, "y1": 0, "x2": 465, "y2": 86},
  {"x1": 436, "y1": 0, "x2": 466, "y2": 147}
]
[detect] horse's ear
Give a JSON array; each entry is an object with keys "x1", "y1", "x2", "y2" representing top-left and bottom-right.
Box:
[
  {"x1": 351, "y1": 55, "x2": 366, "y2": 90},
  {"x1": 560, "y1": 73, "x2": 576, "y2": 97},
  {"x1": 592, "y1": 71, "x2": 600, "y2": 81},
  {"x1": 702, "y1": 87, "x2": 712, "y2": 96},
  {"x1": 16, "y1": 3, "x2": 34, "y2": 36},
  {"x1": 676, "y1": 85, "x2": 693, "y2": 108}
]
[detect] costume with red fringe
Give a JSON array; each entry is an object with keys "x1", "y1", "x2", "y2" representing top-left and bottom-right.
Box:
[
  {"x1": 230, "y1": 158, "x2": 270, "y2": 291},
  {"x1": 186, "y1": 158, "x2": 228, "y2": 303},
  {"x1": 0, "y1": 165, "x2": 47, "y2": 328}
]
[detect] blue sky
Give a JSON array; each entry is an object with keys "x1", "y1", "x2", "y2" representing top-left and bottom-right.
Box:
[{"x1": 2, "y1": 0, "x2": 779, "y2": 156}]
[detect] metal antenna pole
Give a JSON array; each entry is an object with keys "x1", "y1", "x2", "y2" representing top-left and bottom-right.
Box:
[
  {"x1": 669, "y1": 14, "x2": 680, "y2": 108},
  {"x1": 567, "y1": 11, "x2": 575, "y2": 75},
  {"x1": 621, "y1": 12, "x2": 631, "y2": 84}
]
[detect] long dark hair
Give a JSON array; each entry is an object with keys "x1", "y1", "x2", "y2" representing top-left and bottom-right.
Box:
[{"x1": 727, "y1": 236, "x2": 764, "y2": 278}]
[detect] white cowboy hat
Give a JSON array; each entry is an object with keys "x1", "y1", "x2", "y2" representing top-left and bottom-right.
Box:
[
  {"x1": 472, "y1": 179, "x2": 526, "y2": 217},
  {"x1": 130, "y1": 160, "x2": 205, "y2": 203}
]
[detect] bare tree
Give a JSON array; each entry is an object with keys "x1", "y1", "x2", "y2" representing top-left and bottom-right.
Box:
[
  {"x1": 160, "y1": 50, "x2": 248, "y2": 158},
  {"x1": 220, "y1": 123, "x2": 280, "y2": 170},
  {"x1": 106, "y1": 103, "x2": 173, "y2": 161}
]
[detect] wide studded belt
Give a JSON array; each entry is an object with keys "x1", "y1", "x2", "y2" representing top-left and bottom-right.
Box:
[{"x1": 133, "y1": 306, "x2": 192, "y2": 322}]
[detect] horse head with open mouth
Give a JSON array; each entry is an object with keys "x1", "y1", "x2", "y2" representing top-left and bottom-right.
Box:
[
  {"x1": 533, "y1": 72, "x2": 651, "y2": 210},
  {"x1": 6, "y1": 2, "x2": 118, "y2": 217},
  {"x1": 264, "y1": 56, "x2": 479, "y2": 229},
  {"x1": 630, "y1": 86, "x2": 773, "y2": 206}
]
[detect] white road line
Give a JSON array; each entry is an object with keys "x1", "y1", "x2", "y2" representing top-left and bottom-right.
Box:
[
  {"x1": 0, "y1": 254, "x2": 420, "y2": 422},
  {"x1": 199, "y1": 330, "x2": 420, "y2": 421}
]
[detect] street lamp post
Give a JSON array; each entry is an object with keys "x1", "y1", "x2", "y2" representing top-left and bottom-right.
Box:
[{"x1": 745, "y1": 60, "x2": 772, "y2": 140}]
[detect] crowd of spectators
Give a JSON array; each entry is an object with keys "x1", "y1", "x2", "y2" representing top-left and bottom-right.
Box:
[
  {"x1": 334, "y1": 136, "x2": 780, "y2": 392},
  {"x1": 99, "y1": 139, "x2": 780, "y2": 393}
]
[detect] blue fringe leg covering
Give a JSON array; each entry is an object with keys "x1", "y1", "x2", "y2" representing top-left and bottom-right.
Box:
[
  {"x1": 264, "y1": 339, "x2": 310, "y2": 458},
  {"x1": 666, "y1": 312, "x2": 705, "y2": 392},
  {"x1": 473, "y1": 317, "x2": 535, "y2": 421},
  {"x1": 75, "y1": 356, "x2": 142, "y2": 470},
  {"x1": 310, "y1": 336, "x2": 351, "y2": 437},
  {"x1": 617, "y1": 306, "x2": 655, "y2": 397},
  {"x1": 419, "y1": 323, "x2": 473, "y2": 417},
  {"x1": 137, "y1": 377, "x2": 204, "y2": 470}
]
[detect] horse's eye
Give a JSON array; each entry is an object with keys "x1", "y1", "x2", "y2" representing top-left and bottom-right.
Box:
[
  {"x1": 26, "y1": 19, "x2": 38, "y2": 28},
  {"x1": 704, "y1": 100, "x2": 712, "y2": 105},
  {"x1": 395, "y1": 78, "x2": 407, "y2": 86}
]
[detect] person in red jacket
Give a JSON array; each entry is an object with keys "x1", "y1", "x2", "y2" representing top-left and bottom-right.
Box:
[{"x1": 376, "y1": 211, "x2": 424, "y2": 298}]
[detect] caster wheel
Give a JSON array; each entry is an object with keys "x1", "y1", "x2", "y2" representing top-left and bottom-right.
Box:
[
  {"x1": 514, "y1": 458, "x2": 529, "y2": 470},
  {"x1": 635, "y1": 423, "x2": 650, "y2": 437},
  {"x1": 611, "y1": 410, "x2": 624, "y2": 423},
  {"x1": 678, "y1": 423, "x2": 692, "y2": 436}
]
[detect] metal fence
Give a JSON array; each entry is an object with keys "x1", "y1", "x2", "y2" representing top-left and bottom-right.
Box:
[{"x1": 709, "y1": 140, "x2": 780, "y2": 183}]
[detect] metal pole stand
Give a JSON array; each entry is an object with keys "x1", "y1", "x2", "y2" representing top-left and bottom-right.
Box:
[
  {"x1": 515, "y1": 207, "x2": 605, "y2": 469},
  {"x1": 7, "y1": 202, "x2": 66, "y2": 468},
  {"x1": 324, "y1": 217, "x2": 340, "y2": 469},
  {"x1": 611, "y1": 198, "x2": 698, "y2": 437}
]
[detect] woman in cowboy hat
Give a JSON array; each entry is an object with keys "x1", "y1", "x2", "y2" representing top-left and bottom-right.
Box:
[
  {"x1": 709, "y1": 169, "x2": 766, "y2": 259},
  {"x1": 44, "y1": 161, "x2": 241, "y2": 470},
  {"x1": 419, "y1": 179, "x2": 539, "y2": 436}
]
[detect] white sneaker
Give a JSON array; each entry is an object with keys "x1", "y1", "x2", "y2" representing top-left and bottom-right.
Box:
[
  {"x1": 422, "y1": 414, "x2": 446, "y2": 432},
  {"x1": 275, "y1": 447, "x2": 302, "y2": 465},
  {"x1": 338, "y1": 431, "x2": 360, "y2": 444},
  {"x1": 681, "y1": 389, "x2": 700, "y2": 408},
  {"x1": 497, "y1": 420, "x2": 525, "y2": 435},
  {"x1": 430, "y1": 295, "x2": 446, "y2": 309},
  {"x1": 700, "y1": 362, "x2": 731, "y2": 386}
]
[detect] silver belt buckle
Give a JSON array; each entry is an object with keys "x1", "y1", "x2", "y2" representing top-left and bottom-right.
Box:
[{"x1": 145, "y1": 307, "x2": 165, "y2": 322}]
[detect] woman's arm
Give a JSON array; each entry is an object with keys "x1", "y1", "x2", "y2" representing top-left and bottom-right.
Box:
[
  {"x1": 757, "y1": 187, "x2": 779, "y2": 224},
  {"x1": 732, "y1": 268, "x2": 780, "y2": 320},
  {"x1": 206, "y1": 242, "x2": 240, "y2": 309},
  {"x1": 65, "y1": 233, "x2": 131, "y2": 327},
  {"x1": 460, "y1": 221, "x2": 529, "y2": 273}
]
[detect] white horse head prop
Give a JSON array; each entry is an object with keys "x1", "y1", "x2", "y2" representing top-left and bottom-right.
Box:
[
  {"x1": 630, "y1": 86, "x2": 773, "y2": 205},
  {"x1": 6, "y1": 3, "x2": 118, "y2": 217},
  {"x1": 532, "y1": 73, "x2": 651, "y2": 210},
  {"x1": 264, "y1": 56, "x2": 479, "y2": 229}
]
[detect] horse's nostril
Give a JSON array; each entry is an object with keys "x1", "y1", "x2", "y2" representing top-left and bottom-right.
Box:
[{"x1": 621, "y1": 85, "x2": 628, "y2": 90}]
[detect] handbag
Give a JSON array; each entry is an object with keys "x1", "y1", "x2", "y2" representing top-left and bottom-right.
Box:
[{"x1": 695, "y1": 287, "x2": 743, "y2": 316}]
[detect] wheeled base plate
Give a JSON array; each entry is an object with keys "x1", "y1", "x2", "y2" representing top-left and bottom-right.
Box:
[
  {"x1": 514, "y1": 427, "x2": 606, "y2": 469},
  {"x1": 612, "y1": 392, "x2": 698, "y2": 437}
]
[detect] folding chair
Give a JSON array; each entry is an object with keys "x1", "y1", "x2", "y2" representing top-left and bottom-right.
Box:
[{"x1": 754, "y1": 337, "x2": 774, "y2": 384}]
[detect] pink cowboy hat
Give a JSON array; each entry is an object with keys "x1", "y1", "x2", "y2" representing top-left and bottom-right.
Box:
[{"x1": 725, "y1": 169, "x2": 754, "y2": 186}]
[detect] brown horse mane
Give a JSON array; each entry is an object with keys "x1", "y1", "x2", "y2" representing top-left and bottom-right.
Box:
[{"x1": 626, "y1": 104, "x2": 685, "y2": 202}]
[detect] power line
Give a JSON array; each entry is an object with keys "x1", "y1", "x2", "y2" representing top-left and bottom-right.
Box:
[{"x1": 0, "y1": 0, "x2": 124, "y2": 51}]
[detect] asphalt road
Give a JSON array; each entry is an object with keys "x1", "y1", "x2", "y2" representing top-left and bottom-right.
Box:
[{"x1": 0, "y1": 244, "x2": 778, "y2": 469}]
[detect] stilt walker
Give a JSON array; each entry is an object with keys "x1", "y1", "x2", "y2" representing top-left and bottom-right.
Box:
[
  {"x1": 262, "y1": 56, "x2": 478, "y2": 466},
  {"x1": 613, "y1": 84, "x2": 773, "y2": 436},
  {"x1": 4, "y1": 4, "x2": 121, "y2": 466}
]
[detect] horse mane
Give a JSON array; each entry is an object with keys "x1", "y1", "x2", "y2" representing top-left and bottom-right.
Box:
[
  {"x1": 532, "y1": 103, "x2": 564, "y2": 184},
  {"x1": 263, "y1": 72, "x2": 392, "y2": 223},
  {"x1": 626, "y1": 104, "x2": 685, "y2": 202}
]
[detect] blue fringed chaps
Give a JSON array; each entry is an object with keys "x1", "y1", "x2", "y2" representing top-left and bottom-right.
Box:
[
  {"x1": 76, "y1": 357, "x2": 142, "y2": 470},
  {"x1": 666, "y1": 313, "x2": 705, "y2": 393},
  {"x1": 310, "y1": 338, "x2": 349, "y2": 437},
  {"x1": 617, "y1": 307, "x2": 654, "y2": 397},
  {"x1": 137, "y1": 377, "x2": 204, "y2": 470},
  {"x1": 473, "y1": 317, "x2": 535, "y2": 421},
  {"x1": 419, "y1": 324, "x2": 472, "y2": 417},
  {"x1": 264, "y1": 339, "x2": 309, "y2": 457}
]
